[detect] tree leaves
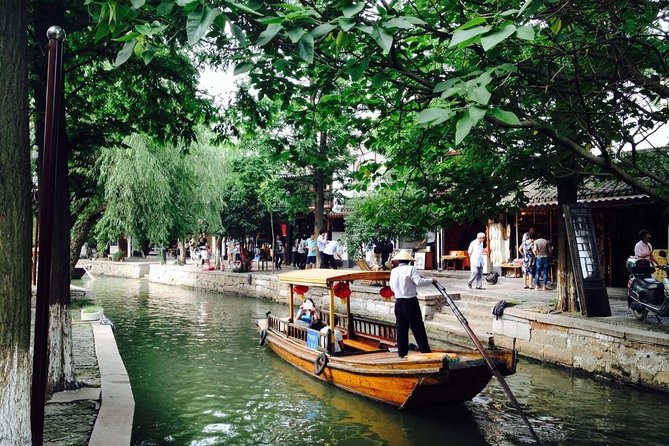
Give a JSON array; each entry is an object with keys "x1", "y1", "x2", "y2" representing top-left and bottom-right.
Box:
[
  {"x1": 455, "y1": 106, "x2": 486, "y2": 145},
  {"x1": 233, "y1": 62, "x2": 254, "y2": 75},
  {"x1": 297, "y1": 33, "x2": 314, "y2": 62},
  {"x1": 449, "y1": 25, "x2": 491, "y2": 48},
  {"x1": 490, "y1": 108, "x2": 521, "y2": 125},
  {"x1": 417, "y1": 108, "x2": 453, "y2": 126},
  {"x1": 115, "y1": 40, "x2": 136, "y2": 66},
  {"x1": 481, "y1": 24, "x2": 516, "y2": 51},
  {"x1": 257, "y1": 23, "x2": 283, "y2": 47},
  {"x1": 186, "y1": 6, "x2": 221, "y2": 45}
]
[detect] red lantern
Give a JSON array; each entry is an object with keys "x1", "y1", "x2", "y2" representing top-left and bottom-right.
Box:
[
  {"x1": 379, "y1": 286, "x2": 394, "y2": 301},
  {"x1": 294, "y1": 285, "x2": 309, "y2": 296},
  {"x1": 333, "y1": 282, "x2": 351, "y2": 301}
]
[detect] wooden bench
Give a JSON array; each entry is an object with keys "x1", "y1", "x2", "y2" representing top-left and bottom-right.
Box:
[{"x1": 343, "y1": 338, "x2": 381, "y2": 352}]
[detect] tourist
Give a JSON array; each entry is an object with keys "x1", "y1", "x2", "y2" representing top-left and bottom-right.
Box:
[
  {"x1": 317, "y1": 229, "x2": 328, "y2": 267},
  {"x1": 295, "y1": 298, "x2": 316, "y2": 325},
  {"x1": 291, "y1": 237, "x2": 299, "y2": 267},
  {"x1": 320, "y1": 314, "x2": 345, "y2": 354},
  {"x1": 389, "y1": 249, "x2": 434, "y2": 359},
  {"x1": 274, "y1": 235, "x2": 284, "y2": 270},
  {"x1": 467, "y1": 232, "x2": 486, "y2": 290},
  {"x1": 322, "y1": 239, "x2": 341, "y2": 269},
  {"x1": 634, "y1": 229, "x2": 658, "y2": 265},
  {"x1": 532, "y1": 232, "x2": 553, "y2": 291},
  {"x1": 518, "y1": 234, "x2": 535, "y2": 289},
  {"x1": 305, "y1": 232, "x2": 317, "y2": 269},
  {"x1": 297, "y1": 235, "x2": 307, "y2": 269}
]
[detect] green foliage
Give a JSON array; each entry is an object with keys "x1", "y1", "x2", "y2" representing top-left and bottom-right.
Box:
[
  {"x1": 342, "y1": 186, "x2": 435, "y2": 260},
  {"x1": 89, "y1": 0, "x2": 669, "y2": 212},
  {"x1": 112, "y1": 250, "x2": 126, "y2": 261}
]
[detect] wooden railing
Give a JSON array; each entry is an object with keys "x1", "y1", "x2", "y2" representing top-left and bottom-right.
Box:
[{"x1": 268, "y1": 314, "x2": 328, "y2": 351}]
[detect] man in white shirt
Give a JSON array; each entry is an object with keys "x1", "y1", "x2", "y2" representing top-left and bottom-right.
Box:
[
  {"x1": 389, "y1": 250, "x2": 436, "y2": 359},
  {"x1": 317, "y1": 230, "x2": 328, "y2": 267},
  {"x1": 467, "y1": 232, "x2": 486, "y2": 290},
  {"x1": 322, "y1": 239, "x2": 340, "y2": 269}
]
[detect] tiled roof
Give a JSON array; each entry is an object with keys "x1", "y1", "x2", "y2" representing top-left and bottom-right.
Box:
[{"x1": 524, "y1": 178, "x2": 651, "y2": 208}]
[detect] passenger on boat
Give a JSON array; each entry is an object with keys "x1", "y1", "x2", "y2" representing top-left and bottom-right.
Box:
[
  {"x1": 320, "y1": 315, "x2": 344, "y2": 354},
  {"x1": 389, "y1": 250, "x2": 436, "y2": 359},
  {"x1": 295, "y1": 298, "x2": 316, "y2": 325},
  {"x1": 308, "y1": 309, "x2": 325, "y2": 331}
]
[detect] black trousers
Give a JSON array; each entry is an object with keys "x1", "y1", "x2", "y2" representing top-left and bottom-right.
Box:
[
  {"x1": 394, "y1": 297, "x2": 431, "y2": 357},
  {"x1": 322, "y1": 253, "x2": 337, "y2": 269}
]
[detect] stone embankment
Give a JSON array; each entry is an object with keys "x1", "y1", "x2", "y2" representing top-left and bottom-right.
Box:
[{"x1": 89, "y1": 260, "x2": 669, "y2": 393}]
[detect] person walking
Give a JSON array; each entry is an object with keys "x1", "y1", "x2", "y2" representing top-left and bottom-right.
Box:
[
  {"x1": 317, "y1": 230, "x2": 328, "y2": 268},
  {"x1": 305, "y1": 232, "x2": 317, "y2": 269},
  {"x1": 467, "y1": 232, "x2": 487, "y2": 290},
  {"x1": 297, "y1": 235, "x2": 307, "y2": 269},
  {"x1": 518, "y1": 234, "x2": 535, "y2": 289},
  {"x1": 533, "y1": 232, "x2": 553, "y2": 290},
  {"x1": 291, "y1": 237, "x2": 299, "y2": 267},
  {"x1": 274, "y1": 235, "x2": 284, "y2": 270},
  {"x1": 389, "y1": 250, "x2": 435, "y2": 359}
]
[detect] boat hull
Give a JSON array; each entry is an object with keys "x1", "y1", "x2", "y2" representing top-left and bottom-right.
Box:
[{"x1": 265, "y1": 329, "x2": 513, "y2": 409}]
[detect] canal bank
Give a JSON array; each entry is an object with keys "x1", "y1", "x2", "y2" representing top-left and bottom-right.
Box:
[
  {"x1": 77, "y1": 273, "x2": 669, "y2": 445},
  {"x1": 82, "y1": 257, "x2": 669, "y2": 393},
  {"x1": 41, "y1": 304, "x2": 133, "y2": 445}
]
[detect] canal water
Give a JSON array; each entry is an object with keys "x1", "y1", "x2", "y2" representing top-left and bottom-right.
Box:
[{"x1": 84, "y1": 276, "x2": 669, "y2": 446}]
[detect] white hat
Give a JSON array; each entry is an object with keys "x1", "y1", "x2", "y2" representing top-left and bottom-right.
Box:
[
  {"x1": 392, "y1": 249, "x2": 414, "y2": 261},
  {"x1": 477, "y1": 232, "x2": 485, "y2": 238}
]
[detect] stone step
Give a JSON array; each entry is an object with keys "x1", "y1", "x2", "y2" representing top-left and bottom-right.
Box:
[
  {"x1": 431, "y1": 312, "x2": 492, "y2": 334},
  {"x1": 425, "y1": 318, "x2": 494, "y2": 348}
]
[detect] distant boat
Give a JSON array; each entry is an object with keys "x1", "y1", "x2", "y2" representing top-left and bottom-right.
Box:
[
  {"x1": 71, "y1": 267, "x2": 86, "y2": 279},
  {"x1": 257, "y1": 269, "x2": 517, "y2": 409}
]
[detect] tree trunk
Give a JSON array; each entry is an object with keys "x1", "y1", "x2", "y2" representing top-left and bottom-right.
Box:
[
  {"x1": 0, "y1": 0, "x2": 32, "y2": 443},
  {"x1": 47, "y1": 123, "x2": 75, "y2": 394},
  {"x1": 69, "y1": 204, "x2": 105, "y2": 269},
  {"x1": 313, "y1": 132, "x2": 327, "y2": 267},
  {"x1": 555, "y1": 176, "x2": 580, "y2": 312}
]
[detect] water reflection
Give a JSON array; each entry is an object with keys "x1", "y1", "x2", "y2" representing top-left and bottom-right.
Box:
[{"x1": 83, "y1": 276, "x2": 669, "y2": 446}]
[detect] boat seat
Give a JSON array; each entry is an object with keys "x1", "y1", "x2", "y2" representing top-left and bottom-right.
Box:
[
  {"x1": 355, "y1": 332, "x2": 396, "y2": 349},
  {"x1": 343, "y1": 338, "x2": 381, "y2": 352}
]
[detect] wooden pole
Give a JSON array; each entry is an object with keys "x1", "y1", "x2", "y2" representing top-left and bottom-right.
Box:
[{"x1": 32, "y1": 25, "x2": 65, "y2": 446}]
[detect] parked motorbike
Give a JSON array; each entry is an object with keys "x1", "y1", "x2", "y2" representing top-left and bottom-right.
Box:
[{"x1": 627, "y1": 251, "x2": 669, "y2": 321}]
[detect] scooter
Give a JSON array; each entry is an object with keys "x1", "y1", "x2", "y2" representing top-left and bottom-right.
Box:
[{"x1": 627, "y1": 251, "x2": 669, "y2": 321}]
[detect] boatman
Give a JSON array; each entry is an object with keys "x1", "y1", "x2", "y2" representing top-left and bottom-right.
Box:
[{"x1": 389, "y1": 249, "x2": 436, "y2": 359}]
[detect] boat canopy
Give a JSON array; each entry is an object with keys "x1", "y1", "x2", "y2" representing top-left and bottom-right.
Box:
[{"x1": 277, "y1": 269, "x2": 390, "y2": 287}]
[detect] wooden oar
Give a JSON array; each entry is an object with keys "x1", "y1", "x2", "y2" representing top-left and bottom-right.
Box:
[{"x1": 433, "y1": 282, "x2": 541, "y2": 444}]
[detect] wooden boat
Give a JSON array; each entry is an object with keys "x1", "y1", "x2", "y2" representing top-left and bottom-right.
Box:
[{"x1": 258, "y1": 269, "x2": 517, "y2": 409}]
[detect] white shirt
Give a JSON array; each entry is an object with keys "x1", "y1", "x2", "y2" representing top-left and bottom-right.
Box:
[
  {"x1": 323, "y1": 240, "x2": 339, "y2": 256},
  {"x1": 389, "y1": 264, "x2": 433, "y2": 299},
  {"x1": 321, "y1": 326, "x2": 343, "y2": 353},
  {"x1": 317, "y1": 234, "x2": 328, "y2": 252},
  {"x1": 468, "y1": 239, "x2": 485, "y2": 268}
]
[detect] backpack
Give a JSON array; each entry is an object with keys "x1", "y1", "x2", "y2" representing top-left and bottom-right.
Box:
[{"x1": 486, "y1": 271, "x2": 499, "y2": 285}]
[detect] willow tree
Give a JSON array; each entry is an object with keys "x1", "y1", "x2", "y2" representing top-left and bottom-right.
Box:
[{"x1": 0, "y1": 0, "x2": 32, "y2": 443}]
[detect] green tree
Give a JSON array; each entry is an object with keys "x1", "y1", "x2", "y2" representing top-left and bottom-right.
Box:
[
  {"x1": 0, "y1": 0, "x2": 32, "y2": 442},
  {"x1": 343, "y1": 185, "x2": 436, "y2": 260},
  {"x1": 90, "y1": 0, "x2": 669, "y2": 310}
]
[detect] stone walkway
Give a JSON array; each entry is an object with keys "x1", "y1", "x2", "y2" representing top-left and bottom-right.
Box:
[{"x1": 44, "y1": 320, "x2": 101, "y2": 446}]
